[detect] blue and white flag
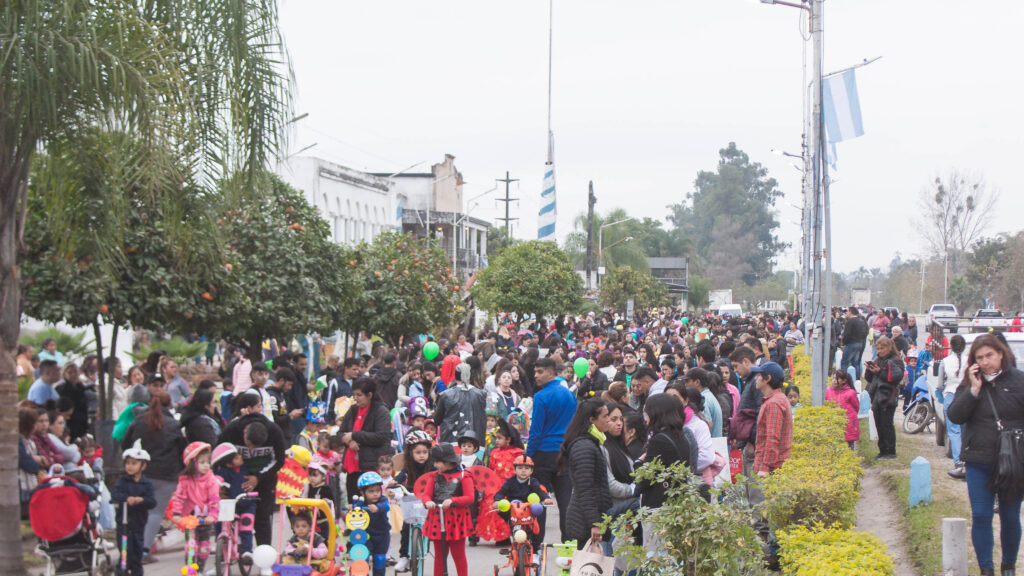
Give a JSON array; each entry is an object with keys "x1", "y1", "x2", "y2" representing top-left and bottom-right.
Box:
[
  {"x1": 538, "y1": 164, "x2": 556, "y2": 241},
  {"x1": 823, "y1": 69, "x2": 864, "y2": 144}
]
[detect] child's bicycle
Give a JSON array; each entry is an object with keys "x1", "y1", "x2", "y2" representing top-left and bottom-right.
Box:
[
  {"x1": 175, "y1": 514, "x2": 211, "y2": 576},
  {"x1": 492, "y1": 500, "x2": 549, "y2": 576},
  {"x1": 394, "y1": 485, "x2": 430, "y2": 576},
  {"x1": 549, "y1": 541, "x2": 577, "y2": 576},
  {"x1": 213, "y1": 491, "x2": 259, "y2": 576}
]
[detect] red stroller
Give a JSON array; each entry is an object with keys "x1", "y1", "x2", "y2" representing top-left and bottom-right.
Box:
[{"x1": 30, "y1": 474, "x2": 112, "y2": 576}]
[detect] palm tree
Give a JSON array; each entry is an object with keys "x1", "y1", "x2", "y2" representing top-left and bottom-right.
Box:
[
  {"x1": 0, "y1": 1, "x2": 291, "y2": 570},
  {"x1": 563, "y1": 208, "x2": 650, "y2": 273}
]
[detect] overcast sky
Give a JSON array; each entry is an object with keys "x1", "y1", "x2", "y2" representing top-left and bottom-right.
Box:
[{"x1": 277, "y1": 0, "x2": 1023, "y2": 274}]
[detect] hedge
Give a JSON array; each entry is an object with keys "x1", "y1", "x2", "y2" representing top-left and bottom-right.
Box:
[
  {"x1": 764, "y1": 388, "x2": 891, "y2": 575},
  {"x1": 778, "y1": 525, "x2": 895, "y2": 576}
]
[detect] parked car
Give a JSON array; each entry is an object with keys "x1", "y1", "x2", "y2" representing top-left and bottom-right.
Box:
[
  {"x1": 928, "y1": 331, "x2": 1024, "y2": 458},
  {"x1": 970, "y1": 308, "x2": 1011, "y2": 333},
  {"x1": 927, "y1": 303, "x2": 959, "y2": 332}
]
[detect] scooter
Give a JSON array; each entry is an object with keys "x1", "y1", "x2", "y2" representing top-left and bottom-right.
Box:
[{"x1": 902, "y1": 373, "x2": 935, "y2": 434}]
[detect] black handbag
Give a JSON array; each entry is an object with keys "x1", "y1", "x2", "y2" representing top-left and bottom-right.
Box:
[{"x1": 983, "y1": 386, "x2": 1024, "y2": 498}]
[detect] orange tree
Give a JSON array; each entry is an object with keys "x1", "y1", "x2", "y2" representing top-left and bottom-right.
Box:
[
  {"x1": 205, "y1": 176, "x2": 358, "y2": 363},
  {"x1": 21, "y1": 132, "x2": 235, "y2": 418},
  {"x1": 340, "y1": 231, "x2": 462, "y2": 347},
  {"x1": 471, "y1": 240, "x2": 582, "y2": 321}
]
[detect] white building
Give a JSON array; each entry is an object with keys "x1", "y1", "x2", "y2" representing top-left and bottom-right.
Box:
[
  {"x1": 383, "y1": 154, "x2": 490, "y2": 278},
  {"x1": 276, "y1": 156, "x2": 398, "y2": 245}
]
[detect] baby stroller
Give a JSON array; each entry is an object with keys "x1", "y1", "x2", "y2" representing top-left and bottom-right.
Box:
[{"x1": 30, "y1": 470, "x2": 112, "y2": 576}]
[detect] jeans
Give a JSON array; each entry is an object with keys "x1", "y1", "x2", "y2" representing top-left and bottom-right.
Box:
[
  {"x1": 873, "y1": 403, "x2": 897, "y2": 457},
  {"x1": 943, "y1": 392, "x2": 962, "y2": 465},
  {"x1": 143, "y1": 478, "x2": 178, "y2": 551},
  {"x1": 965, "y1": 462, "x2": 1023, "y2": 570},
  {"x1": 742, "y1": 446, "x2": 769, "y2": 539},
  {"x1": 532, "y1": 450, "x2": 573, "y2": 541},
  {"x1": 841, "y1": 342, "x2": 864, "y2": 380}
]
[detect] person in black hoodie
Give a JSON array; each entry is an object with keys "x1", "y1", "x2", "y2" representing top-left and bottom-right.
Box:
[
  {"x1": 372, "y1": 353, "x2": 401, "y2": 410},
  {"x1": 561, "y1": 399, "x2": 613, "y2": 549},
  {"x1": 217, "y1": 394, "x2": 286, "y2": 546}
]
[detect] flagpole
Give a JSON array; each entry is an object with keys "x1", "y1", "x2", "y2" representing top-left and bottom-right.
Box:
[
  {"x1": 809, "y1": 0, "x2": 826, "y2": 407},
  {"x1": 538, "y1": 0, "x2": 557, "y2": 241}
]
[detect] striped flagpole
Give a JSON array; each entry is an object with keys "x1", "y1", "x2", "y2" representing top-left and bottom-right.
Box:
[{"x1": 538, "y1": 0, "x2": 556, "y2": 242}]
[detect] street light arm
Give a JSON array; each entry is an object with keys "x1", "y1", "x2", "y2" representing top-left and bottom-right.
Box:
[{"x1": 761, "y1": 0, "x2": 810, "y2": 12}]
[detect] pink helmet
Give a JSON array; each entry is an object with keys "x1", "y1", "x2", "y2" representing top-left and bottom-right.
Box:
[
  {"x1": 183, "y1": 441, "x2": 212, "y2": 466},
  {"x1": 211, "y1": 443, "x2": 238, "y2": 468}
]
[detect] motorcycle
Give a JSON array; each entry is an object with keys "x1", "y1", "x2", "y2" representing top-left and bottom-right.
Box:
[{"x1": 902, "y1": 372, "x2": 935, "y2": 434}]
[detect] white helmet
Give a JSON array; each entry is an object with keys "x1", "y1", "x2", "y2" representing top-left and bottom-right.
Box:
[{"x1": 123, "y1": 438, "x2": 151, "y2": 462}]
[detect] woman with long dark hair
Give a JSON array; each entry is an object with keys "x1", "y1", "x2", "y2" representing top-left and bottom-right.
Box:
[
  {"x1": 635, "y1": 393, "x2": 691, "y2": 509},
  {"x1": 179, "y1": 388, "x2": 221, "y2": 446},
  {"x1": 561, "y1": 399, "x2": 613, "y2": 549},
  {"x1": 603, "y1": 404, "x2": 634, "y2": 506},
  {"x1": 122, "y1": 390, "x2": 185, "y2": 560},
  {"x1": 622, "y1": 411, "x2": 646, "y2": 460},
  {"x1": 948, "y1": 334, "x2": 1024, "y2": 576}
]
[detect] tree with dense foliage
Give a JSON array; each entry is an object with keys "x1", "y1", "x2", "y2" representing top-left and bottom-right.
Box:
[
  {"x1": 0, "y1": 1, "x2": 290, "y2": 569},
  {"x1": 668, "y1": 142, "x2": 786, "y2": 285},
  {"x1": 205, "y1": 176, "x2": 358, "y2": 362},
  {"x1": 599, "y1": 266, "x2": 669, "y2": 312},
  {"x1": 472, "y1": 241, "x2": 583, "y2": 320},
  {"x1": 340, "y1": 231, "x2": 462, "y2": 347},
  {"x1": 687, "y1": 276, "x2": 712, "y2": 310}
]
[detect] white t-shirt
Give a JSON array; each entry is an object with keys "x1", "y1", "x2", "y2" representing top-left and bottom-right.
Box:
[{"x1": 942, "y1": 353, "x2": 965, "y2": 396}]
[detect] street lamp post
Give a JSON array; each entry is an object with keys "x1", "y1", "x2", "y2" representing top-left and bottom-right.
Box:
[
  {"x1": 759, "y1": 0, "x2": 830, "y2": 407},
  {"x1": 597, "y1": 218, "x2": 635, "y2": 286}
]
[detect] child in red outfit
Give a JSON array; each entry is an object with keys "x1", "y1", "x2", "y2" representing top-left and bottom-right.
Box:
[
  {"x1": 477, "y1": 420, "x2": 524, "y2": 542},
  {"x1": 418, "y1": 443, "x2": 475, "y2": 576}
]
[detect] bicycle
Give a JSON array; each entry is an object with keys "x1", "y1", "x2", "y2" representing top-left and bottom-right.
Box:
[
  {"x1": 492, "y1": 500, "x2": 548, "y2": 576},
  {"x1": 214, "y1": 491, "x2": 259, "y2": 576},
  {"x1": 395, "y1": 486, "x2": 430, "y2": 576}
]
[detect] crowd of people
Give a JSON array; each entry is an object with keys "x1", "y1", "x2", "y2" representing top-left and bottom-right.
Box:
[{"x1": 17, "y1": 302, "x2": 1024, "y2": 576}]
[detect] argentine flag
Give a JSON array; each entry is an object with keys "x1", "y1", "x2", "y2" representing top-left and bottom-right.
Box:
[{"x1": 823, "y1": 69, "x2": 864, "y2": 149}]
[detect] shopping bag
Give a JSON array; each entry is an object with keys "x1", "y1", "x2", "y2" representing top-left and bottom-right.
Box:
[
  {"x1": 729, "y1": 448, "x2": 744, "y2": 483},
  {"x1": 570, "y1": 538, "x2": 615, "y2": 576}
]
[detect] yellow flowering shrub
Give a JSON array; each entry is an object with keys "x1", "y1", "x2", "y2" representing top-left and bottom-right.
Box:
[
  {"x1": 765, "y1": 405, "x2": 863, "y2": 529},
  {"x1": 790, "y1": 347, "x2": 813, "y2": 388},
  {"x1": 778, "y1": 525, "x2": 894, "y2": 576}
]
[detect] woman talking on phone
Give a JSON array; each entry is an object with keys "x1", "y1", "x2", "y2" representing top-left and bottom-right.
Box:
[{"x1": 948, "y1": 334, "x2": 1024, "y2": 576}]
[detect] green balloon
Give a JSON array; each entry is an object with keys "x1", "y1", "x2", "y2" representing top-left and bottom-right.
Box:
[
  {"x1": 573, "y1": 357, "x2": 589, "y2": 380},
  {"x1": 527, "y1": 493, "x2": 540, "y2": 504},
  {"x1": 497, "y1": 499, "x2": 511, "y2": 512},
  {"x1": 423, "y1": 341, "x2": 440, "y2": 361}
]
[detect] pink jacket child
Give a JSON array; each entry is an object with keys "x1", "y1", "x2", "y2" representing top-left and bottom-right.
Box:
[
  {"x1": 170, "y1": 469, "x2": 222, "y2": 520},
  {"x1": 826, "y1": 385, "x2": 861, "y2": 443}
]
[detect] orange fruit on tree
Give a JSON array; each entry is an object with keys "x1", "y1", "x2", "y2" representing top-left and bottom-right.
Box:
[
  {"x1": 99, "y1": 304, "x2": 109, "y2": 315},
  {"x1": 201, "y1": 292, "x2": 214, "y2": 301}
]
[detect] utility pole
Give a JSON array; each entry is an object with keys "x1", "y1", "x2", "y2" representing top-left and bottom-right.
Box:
[
  {"x1": 808, "y1": 0, "x2": 827, "y2": 408},
  {"x1": 495, "y1": 171, "x2": 519, "y2": 238},
  {"x1": 919, "y1": 259, "x2": 927, "y2": 314},
  {"x1": 585, "y1": 182, "x2": 596, "y2": 289}
]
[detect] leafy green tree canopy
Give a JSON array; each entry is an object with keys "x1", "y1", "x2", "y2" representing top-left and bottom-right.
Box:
[
  {"x1": 472, "y1": 241, "x2": 582, "y2": 319},
  {"x1": 599, "y1": 266, "x2": 669, "y2": 312},
  {"x1": 341, "y1": 231, "x2": 462, "y2": 347},
  {"x1": 668, "y1": 142, "x2": 786, "y2": 285}
]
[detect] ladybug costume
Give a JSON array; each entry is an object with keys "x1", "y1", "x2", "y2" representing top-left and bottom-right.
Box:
[
  {"x1": 477, "y1": 446, "x2": 523, "y2": 541},
  {"x1": 417, "y1": 469, "x2": 476, "y2": 541}
]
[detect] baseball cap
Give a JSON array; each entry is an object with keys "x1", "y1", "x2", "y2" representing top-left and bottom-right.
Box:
[{"x1": 748, "y1": 361, "x2": 785, "y2": 386}]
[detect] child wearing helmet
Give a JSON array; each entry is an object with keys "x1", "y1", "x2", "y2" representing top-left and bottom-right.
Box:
[
  {"x1": 169, "y1": 441, "x2": 221, "y2": 572},
  {"x1": 352, "y1": 471, "x2": 391, "y2": 576},
  {"x1": 111, "y1": 440, "x2": 156, "y2": 576},
  {"x1": 303, "y1": 461, "x2": 334, "y2": 538},
  {"x1": 211, "y1": 443, "x2": 256, "y2": 558},
  {"x1": 418, "y1": 443, "x2": 476, "y2": 576},
  {"x1": 393, "y1": 430, "x2": 433, "y2": 571},
  {"x1": 492, "y1": 454, "x2": 553, "y2": 552}
]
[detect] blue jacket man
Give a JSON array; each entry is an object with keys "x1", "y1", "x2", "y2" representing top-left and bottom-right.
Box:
[{"x1": 524, "y1": 357, "x2": 575, "y2": 541}]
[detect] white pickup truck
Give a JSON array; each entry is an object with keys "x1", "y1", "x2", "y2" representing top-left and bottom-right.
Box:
[
  {"x1": 970, "y1": 309, "x2": 1011, "y2": 333},
  {"x1": 927, "y1": 303, "x2": 959, "y2": 332}
]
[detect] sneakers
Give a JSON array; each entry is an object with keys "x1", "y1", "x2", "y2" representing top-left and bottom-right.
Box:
[
  {"x1": 395, "y1": 557, "x2": 410, "y2": 572},
  {"x1": 468, "y1": 536, "x2": 479, "y2": 547},
  {"x1": 947, "y1": 464, "x2": 966, "y2": 479},
  {"x1": 240, "y1": 551, "x2": 253, "y2": 566},
  {"x1": 141, "y1": 551, "x2": 157, "y2": 565}
]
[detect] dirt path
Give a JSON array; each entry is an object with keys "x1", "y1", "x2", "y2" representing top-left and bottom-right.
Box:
[{"x1": 856, "y1": 464, "x2": 917, "y2": 576}]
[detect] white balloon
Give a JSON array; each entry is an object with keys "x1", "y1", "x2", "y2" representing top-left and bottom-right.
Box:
[{"x1": 252, "y1": 544, "x2": 277, "y2": 569}]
